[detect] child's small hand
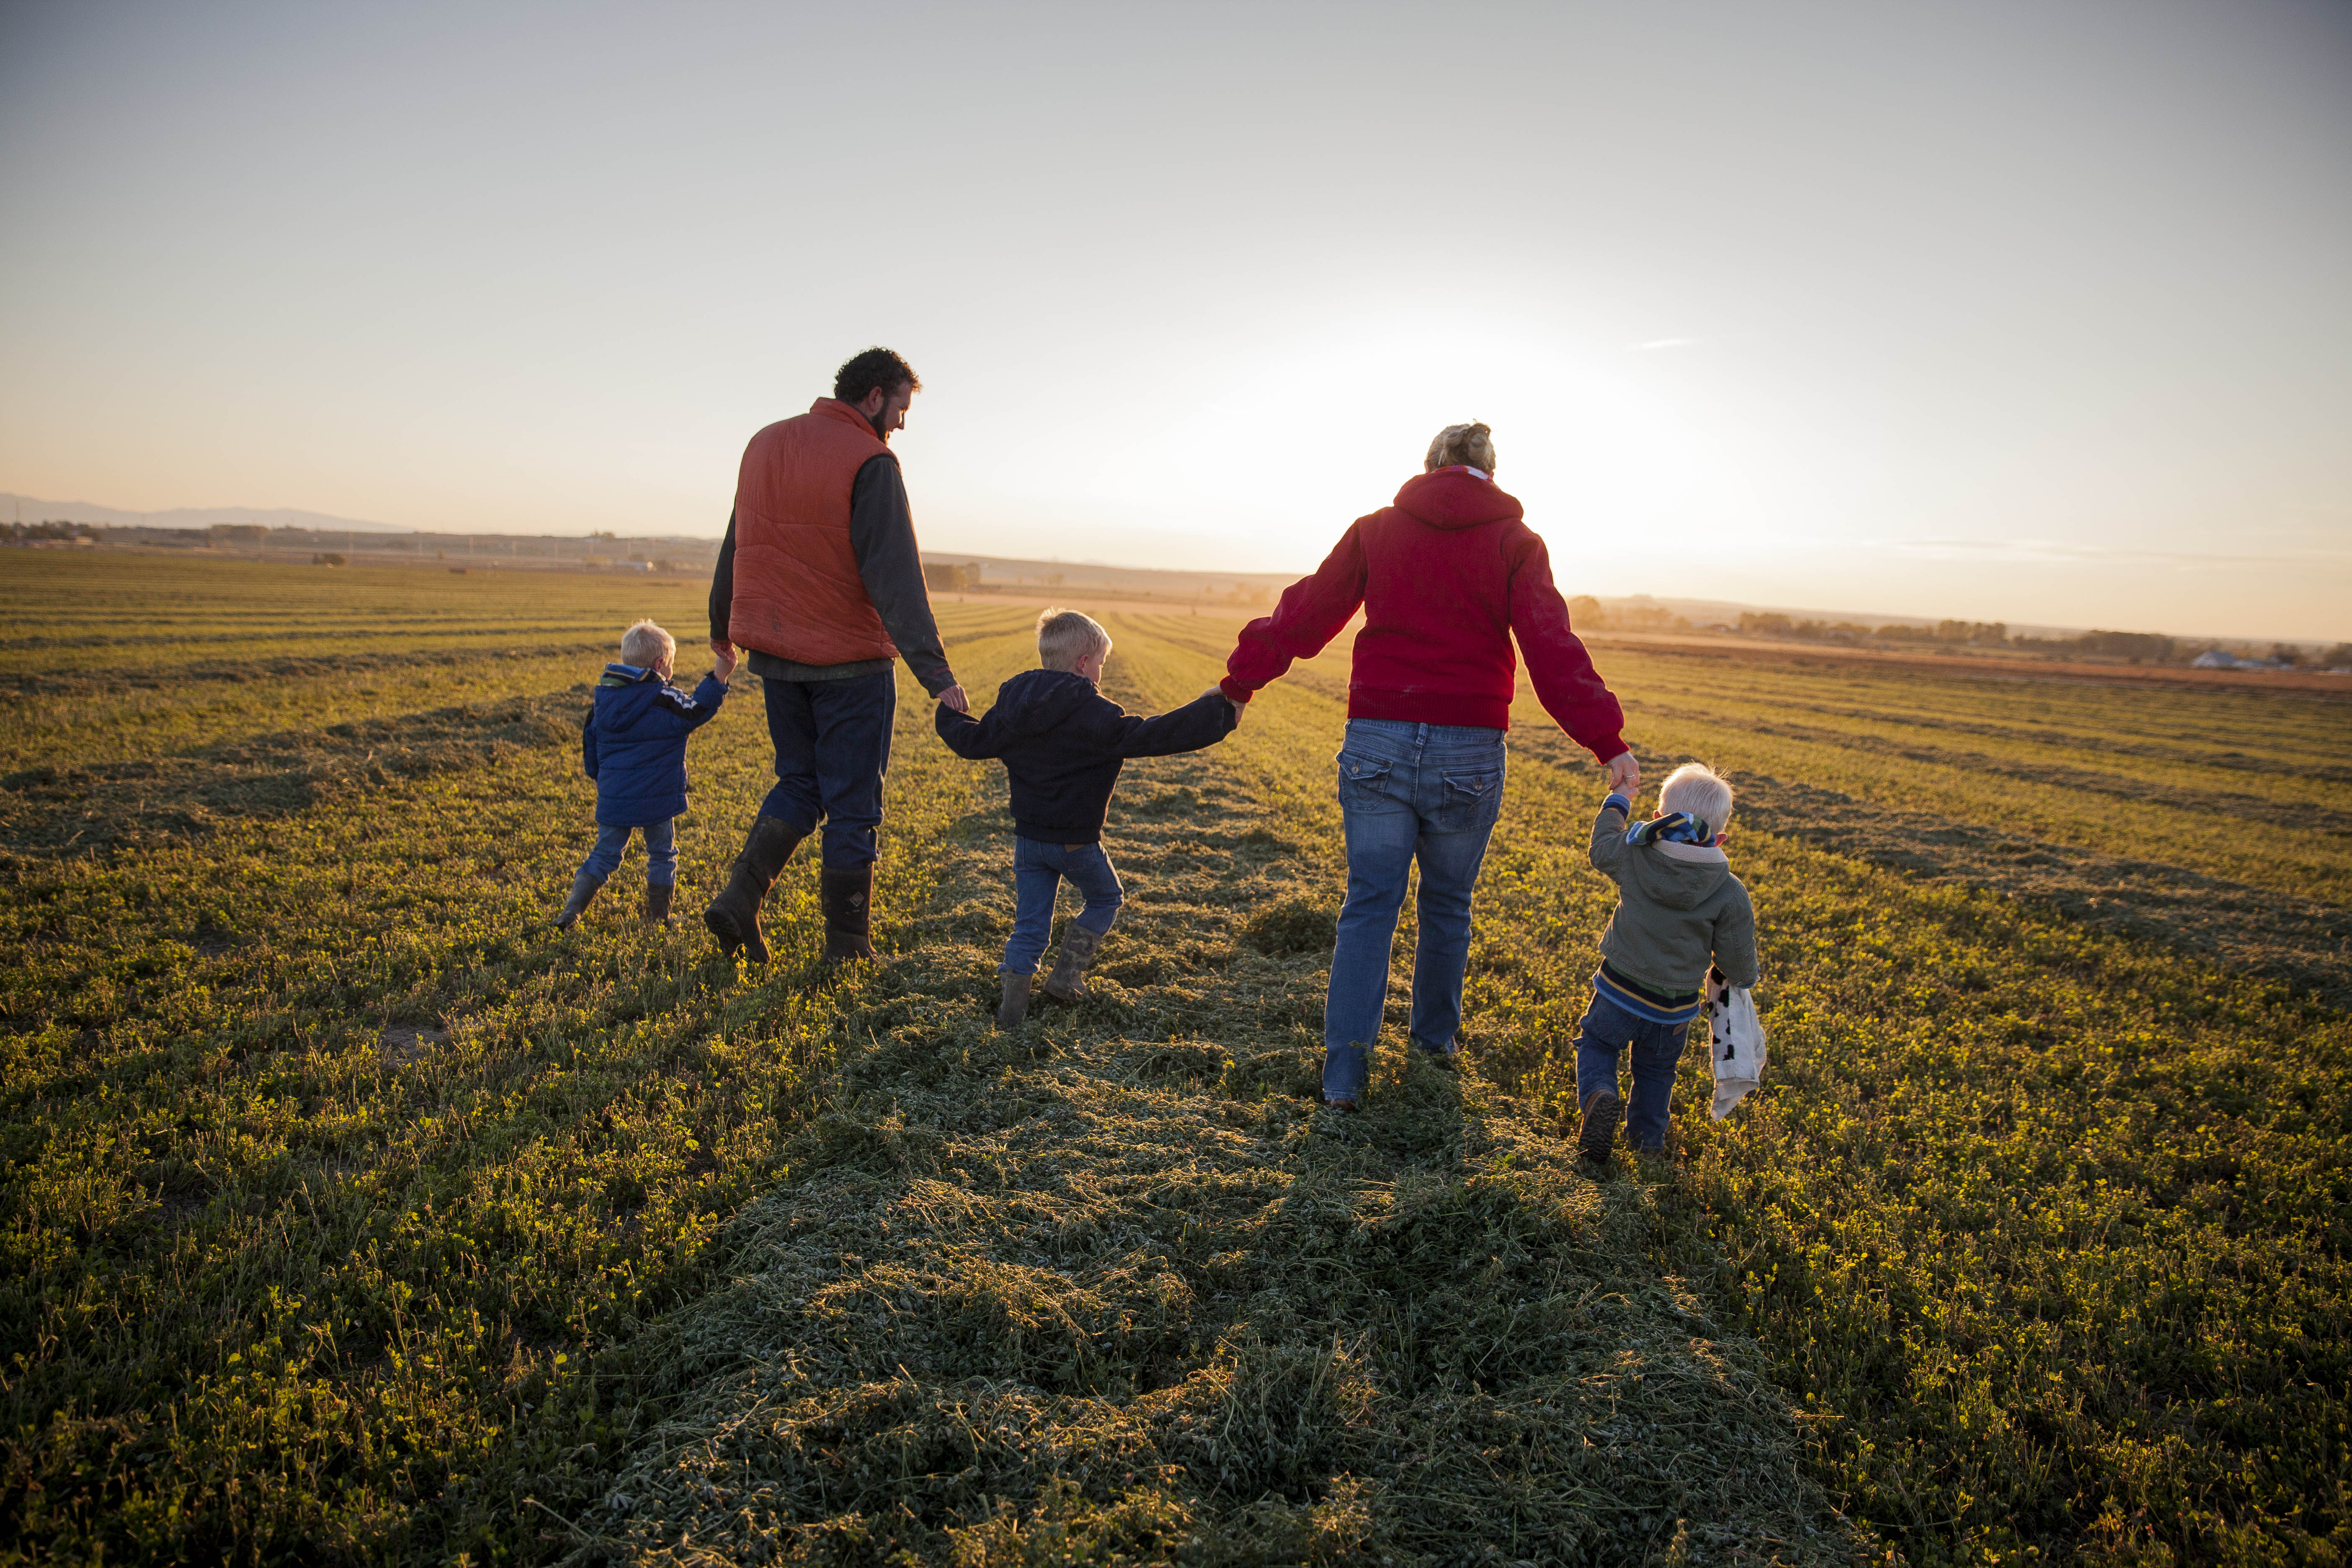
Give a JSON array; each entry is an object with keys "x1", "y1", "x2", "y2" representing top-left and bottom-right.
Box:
[{"x1": 714, "y1": 643, "x2": 738, "y2": 682}]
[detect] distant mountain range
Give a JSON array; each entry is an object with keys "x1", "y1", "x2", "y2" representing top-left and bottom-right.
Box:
[{"x1": 0, "y1": 493, "x2": 411, "y2": 533}]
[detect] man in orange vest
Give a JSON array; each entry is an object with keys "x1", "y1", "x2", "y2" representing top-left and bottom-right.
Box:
[{"x1": 703, "y1": 347, "x2": 968, "y2": 964}]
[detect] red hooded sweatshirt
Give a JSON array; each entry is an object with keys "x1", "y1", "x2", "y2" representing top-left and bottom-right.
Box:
[{"x1": 1219, "y1": 467, "x2": 1626, "y2": 761}]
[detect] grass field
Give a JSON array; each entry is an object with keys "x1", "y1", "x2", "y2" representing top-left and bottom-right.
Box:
[{"x1": 1, "y1": 553, "x2": 2346, "y2": 1565}]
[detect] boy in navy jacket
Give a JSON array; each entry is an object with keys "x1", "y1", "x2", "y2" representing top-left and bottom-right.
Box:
[
  {"x1": 558, "y1": 619, "x2": 735, "y2": 928},
  {"x1": 936, "y1": 607, "x2": 1236, "y2": 1025}
]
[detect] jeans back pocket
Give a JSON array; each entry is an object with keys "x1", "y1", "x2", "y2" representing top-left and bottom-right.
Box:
[
  {"x1": 1436, "y1": 766, "x2": 1504, "y2": 833},
  {"x1": 1336, "y1": 751, "x2": 1400, "y2": 812}
]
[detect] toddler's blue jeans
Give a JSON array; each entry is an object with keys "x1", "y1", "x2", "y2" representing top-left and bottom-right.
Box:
[
  {"x1": 1573, "y1": 990, "x2": 1694, "y2": 1152},
  {"x1": 1322, "y1": 719, "x2": 1506, "y2": 1105},
  {"x1": 580, "y1": 819, "x2": 677, "y2": 886},
  {"x1": 1002, "y1": 837, "x2": 1123, "y2": 974}
]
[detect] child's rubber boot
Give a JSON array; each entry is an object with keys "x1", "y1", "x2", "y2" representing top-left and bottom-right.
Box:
[
  {"x1": 643, "y1": 882, "x2": 673, "y2": 927},
  {"x1": 1040, "y1": 923, "x2": 1105, "y2": 1004},
  {"x1": 819, "y1": 866, "x2": 875, "y2": 965},
  {"x1": 703, "y1": 817, "x2": 805, "y2": 963},
  {"x1": 1577, "y1": 1088, "x2": 1622, "y2": 1165},
  {"x1": 554, "y1": 872, "x2": 603, "y2": 930},
  {"x1": 996, "y1": 970, "x2": 1032, "y2": 1028}
]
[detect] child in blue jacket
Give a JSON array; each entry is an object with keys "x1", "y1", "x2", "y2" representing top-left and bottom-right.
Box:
[{"x1": 557, "y1": 619, "x2": 735, "y2": 928}]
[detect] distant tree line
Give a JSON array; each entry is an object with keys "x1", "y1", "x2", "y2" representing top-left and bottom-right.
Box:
[{"x1": 1556, "y1": 595, "x2": 2348, "y2": 671}]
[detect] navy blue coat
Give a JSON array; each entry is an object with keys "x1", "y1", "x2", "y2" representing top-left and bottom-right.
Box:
[
  {"x1": 935, "y1": 668, "x2": 1235, "y2": 843},
  {"x1": 582, "y1": 663, "x2": 729, "y2": 826}
]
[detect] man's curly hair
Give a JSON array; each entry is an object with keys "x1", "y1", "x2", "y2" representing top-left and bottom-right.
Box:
[{"x1": 834, "y1": 347, "x2": 922, "y2": 405}]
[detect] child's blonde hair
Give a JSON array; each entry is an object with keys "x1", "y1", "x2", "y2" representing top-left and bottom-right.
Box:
[
  {"x1": 620, "y1": 619, "x2": 675, "y2": 669},
  {"x1": 1036, "y1": 607, "x2": 1111, "y2": 672},
  {"x1": 1658, "y1": 762, "x2": 1733, "y2": 838},
  {"x1": 1425, "y1": 421, "x2": 1497, "y2": 474}
]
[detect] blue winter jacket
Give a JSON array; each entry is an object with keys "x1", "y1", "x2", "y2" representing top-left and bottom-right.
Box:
[{"x1": 582, "y1": 663, "x2": 729, "y2": 826}]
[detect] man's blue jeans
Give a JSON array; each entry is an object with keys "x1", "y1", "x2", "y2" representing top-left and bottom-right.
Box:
[
  {"x1": 580, "y1": 818, "x2": 677, "y2": 885},
  {"x1": 1574, "y1": 991, "x2": 1693, "y2": 1152},
  {"x1": 1323, "y1": 719, "x2": 1506, "y2": 1104},
  {"x1": 1003, "y1": 837, "x2": 1124, "y2": 974},
  {"x1": 759, "y1": 670, "x2": 896, "y2": 869}
]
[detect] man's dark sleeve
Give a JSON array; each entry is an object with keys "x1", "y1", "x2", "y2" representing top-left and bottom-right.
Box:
[
  {"x1": 849, "y1": 455, "x2": 956, "y2": 696},
  {"x1": 709, "y1": 512, "x2": 736, "y2": 646}
]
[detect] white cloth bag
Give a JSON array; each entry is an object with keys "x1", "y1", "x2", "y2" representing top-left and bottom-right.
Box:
[{"x1": 1706, "y1": 984, "x2": 1766, "y2": 1119}]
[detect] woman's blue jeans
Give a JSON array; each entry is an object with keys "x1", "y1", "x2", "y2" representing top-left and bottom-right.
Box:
[
  {"x1": 1573, "y1": 991, "x2": 1692, "y2": 1152},
  {"x1": 1323, "y1": 719, "x2": 1506, "y2": 1103},
  {"x1": 579, "y1": 818, "x2": 677, "y2": 886},
  {"x1": 1002, "y1": 837, "x2": 1124, "y2": 974}
]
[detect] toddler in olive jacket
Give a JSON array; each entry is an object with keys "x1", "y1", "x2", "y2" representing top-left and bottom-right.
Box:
[{"x1": 1576, "y1": 762, "x2": 1757, "y2": 1161}]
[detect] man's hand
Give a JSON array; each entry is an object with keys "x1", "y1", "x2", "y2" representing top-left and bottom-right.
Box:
[
  {"x1": 710, "y1": 637, "x2": 733, "y2": 665},
  {"x1": 1206, "y1": 686, "x2": 1243, "y2": 725},
  {"x1": 938, "y1": 683, "x2": 970, "y2": 714},
  {"x1": 1604, "y1": 750, "x2": 1640, "y2": 795},
  {"x1": 713, "y1": 644, "x2": 738, "y2": 682}
]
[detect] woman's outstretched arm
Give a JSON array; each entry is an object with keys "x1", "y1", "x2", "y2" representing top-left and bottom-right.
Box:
[
  {"x1": 1505, "y1": 529, "x2": 1630, "y2": 769},
  {"x1": 1219, "y1": 524, "x2": 1370, "y2": 704}
]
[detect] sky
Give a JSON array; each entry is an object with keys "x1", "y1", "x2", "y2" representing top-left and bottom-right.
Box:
[{"x1": 3, "y1": 1, "x2": 2349, "y2": 640}]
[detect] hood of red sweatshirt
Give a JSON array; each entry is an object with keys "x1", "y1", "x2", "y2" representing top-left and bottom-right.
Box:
[{"x1": 1391, "y1": 465, "x2": 1524, "y2": 531}]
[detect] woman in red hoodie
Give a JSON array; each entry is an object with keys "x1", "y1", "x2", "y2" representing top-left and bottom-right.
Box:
[{"x1": 1220, "y1": 422, "x2": 1638, "y2": 1112}]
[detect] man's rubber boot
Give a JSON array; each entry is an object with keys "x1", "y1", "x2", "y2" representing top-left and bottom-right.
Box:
[
  {"x1": 703, "y1": 817, "x2": 805, "y2": 963},
  {"x1": 996, "y1": 970, "x2": 1032, "y2": 1029},
  {"x1": 554, "y1": 872, "x2": 603, "y2": 930},
  {"x1": 1040, "y1": 923, "x2": 1105, "y2": 1004},
  {"x1": 819, "y1": 866, "x2": 876, "y2": 964},
  {"x1": 643, "y1": 882, "x2": 673, "y2": 926},
  {"x1": 1578, "y1": 1088, "x2": 1622, "y2": 1165}
]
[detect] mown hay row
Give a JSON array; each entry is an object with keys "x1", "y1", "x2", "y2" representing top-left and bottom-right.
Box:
[{"x1": 548, "y1": 637, "x2": 1856, "y2": 1565}]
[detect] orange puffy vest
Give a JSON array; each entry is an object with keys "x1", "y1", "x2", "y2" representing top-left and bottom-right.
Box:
[{"x1": 726, "y1": 399, "x2": 901, "y2": 665}]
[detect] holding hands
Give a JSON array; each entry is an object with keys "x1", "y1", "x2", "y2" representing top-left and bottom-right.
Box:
[
  {"x1": 1604, "y1": 750, "x2": 1640, "y2": 795},
  {"x1": 712, "y1": 641, "x2": 739, "y2": 683}
]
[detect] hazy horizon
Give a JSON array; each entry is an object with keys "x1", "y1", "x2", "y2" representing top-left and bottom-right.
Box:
[{"x1": 4, "y1": 1, "x2": 2349, "y2": 638}]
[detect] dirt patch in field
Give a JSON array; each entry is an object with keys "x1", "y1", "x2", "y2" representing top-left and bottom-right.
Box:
[
  {"x1": 539, "y1": 683, "x2": 1857, "y2": 1564},
  {"x1": 0, "y1": 687, "x2": 593, "y2": 859}
]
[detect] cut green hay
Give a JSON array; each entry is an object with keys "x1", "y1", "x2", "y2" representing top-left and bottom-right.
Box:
[
  {"x1": 1478, "y1": 706, "x2": 2352, "y2": 1563},
  {"x1": 1509, "y1": 728, "x2": 2352, "y2": 1008},
  {"x1": 5, "y1": 557, "x2": 2348, "y2": 1565},
  {"x1": 527, "y1": 703, "x2": 1857, "y2": 1565},
  {"x1": 0, "y1": 686, "x2": 593, "y2": 859}
]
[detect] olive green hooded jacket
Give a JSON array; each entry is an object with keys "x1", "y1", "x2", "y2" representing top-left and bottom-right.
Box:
[{"x1": 1589, "y1": 799, "x2": 1759, "y2": 995}]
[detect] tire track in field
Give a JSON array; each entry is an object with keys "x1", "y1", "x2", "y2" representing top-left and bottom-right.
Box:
[{"x1": 552, "y1": 656, "x2": 1857, "y2": 1565}]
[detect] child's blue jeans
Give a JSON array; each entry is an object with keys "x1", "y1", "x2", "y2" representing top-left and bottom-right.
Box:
[
  {"x1": 580, "y1": 819, "x2": 677, "y2": 886},
  {"x1": 1574, "y1": 991, "x2": 1694, "y2": 1152},
  {"x1": 1002, "y1": 837, "x2": 1123, "y2": 974}
]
